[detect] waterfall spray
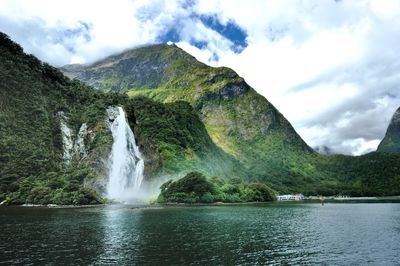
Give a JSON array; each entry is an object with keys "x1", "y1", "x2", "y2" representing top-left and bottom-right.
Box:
[{"x1": 107, "y1": 107, "x2": 144, "y2": 202}]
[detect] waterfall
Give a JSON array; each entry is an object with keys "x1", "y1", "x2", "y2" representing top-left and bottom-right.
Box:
[{"x1": 107, "y1": 107, "x2": 144, "y2": 202}]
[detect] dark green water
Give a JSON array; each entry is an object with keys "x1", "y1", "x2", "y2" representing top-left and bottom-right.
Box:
[{"x1": 1, "y1": 203, "x2": 399, "y2": 265}]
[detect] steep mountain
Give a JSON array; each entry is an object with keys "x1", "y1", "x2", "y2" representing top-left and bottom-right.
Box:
[
  {"x1": 62, "y1": 44, "x2": 320, "y2": 192},
  {"x1": 377, "y1": 107, "x2": 400, "y2": 153}
]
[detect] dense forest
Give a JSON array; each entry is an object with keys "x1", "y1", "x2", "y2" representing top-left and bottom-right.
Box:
[{"x1": 0, "y1": 32, "x2": 118, "y2": 204}]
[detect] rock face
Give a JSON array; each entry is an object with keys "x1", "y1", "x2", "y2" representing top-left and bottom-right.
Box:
[
  {"x1": 377, "y1": 107, "x2": 400, "y2": 153},
  {"x1": 203, "y1": 81, "x2": 250, "y2": 102},
  {"x1": 55, "y1": 110, "x2": 112, "y2": 195},
  {"x1": 57, "y1": 112, "x2": 95, "y2": 162},
  {"x1": 58, "y1": 111, "x2": 74, "y2": 161},
  {"x1": 74, "y1": 123, "x2": 93, "y2": 159}
]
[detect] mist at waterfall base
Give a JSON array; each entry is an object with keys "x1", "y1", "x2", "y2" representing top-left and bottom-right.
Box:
[{"x1": 106, "y1": 107, "x2": 148, "y2": 203}]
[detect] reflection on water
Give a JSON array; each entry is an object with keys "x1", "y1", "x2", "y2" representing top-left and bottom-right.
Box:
[
  {"x1": 0, "y1": 203, "x2": 399, "y2": 265},
  {"x1": 97, "y1": 205, "x2": 143, "y2": 265}
]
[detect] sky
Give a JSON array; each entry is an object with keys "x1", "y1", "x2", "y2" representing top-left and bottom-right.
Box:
[{"x1": 1, "y1": 0, "x2": 400, "y2": 155}]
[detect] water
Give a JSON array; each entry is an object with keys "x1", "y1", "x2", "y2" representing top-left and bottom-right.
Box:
[
  {"x1": 107, "y1": 107, "x2": 144, "y2": 202},
  {"x1": 1, "y1": 203, "x2": 399, "y2": 265}
]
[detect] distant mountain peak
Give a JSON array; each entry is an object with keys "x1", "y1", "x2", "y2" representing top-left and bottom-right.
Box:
[
  {"x1": 61, "y1": 43, "x2": 203, "y2": 91},
  {"x1": 377, "y1": 107, "x2": 400, "y2": 153},
  {"x1": 91, "y1": 43, "x2": 196, "y2": 67}
]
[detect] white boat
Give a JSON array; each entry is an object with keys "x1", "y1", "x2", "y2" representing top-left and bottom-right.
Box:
[{"x1": 277, "y1": 194, "x2": 304, "y2": 201}]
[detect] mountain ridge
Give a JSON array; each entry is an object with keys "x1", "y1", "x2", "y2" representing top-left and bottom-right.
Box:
[
  {"x1": 62, "y1": 43, "x2": 318, "y2": 191},
  {"x1": 61, "y1": 44, "x2": 203, "y2": 91}
]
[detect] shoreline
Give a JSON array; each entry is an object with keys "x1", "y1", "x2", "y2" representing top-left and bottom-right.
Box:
[
  {"x1": 303, "y1": 196, "x2": 400, "y2": 203},
  {"x1": 1, "y1": 203, "x2": 109, "y2": 209},
  {"x1": 0, "y1": 202, "x2": 272, "y2": 209},
  {"x1": 1, "y1": 196, "x2": 400, "y2": 209}
]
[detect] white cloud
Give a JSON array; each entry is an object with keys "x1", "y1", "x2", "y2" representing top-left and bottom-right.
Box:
[
  {"x1": 370, "y1": 0, "x2": 400, "y2": 19},
  {"x1": 1, "y1": 0, "x2": 400, "y2": 155},
  {"x1": 0, "y1": 0, "x2": 175, "y2": 65},
  {"x1": 181, "y1": 0, "x2": 400, "y2": 155}
]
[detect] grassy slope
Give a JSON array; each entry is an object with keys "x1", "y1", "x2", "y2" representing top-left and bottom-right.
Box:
[{"x1": 62, "y1": 44, "x2": 400, "y2": 196}]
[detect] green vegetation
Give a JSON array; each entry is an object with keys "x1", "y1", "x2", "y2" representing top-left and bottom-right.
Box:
[
  {"x1": 62, "y1": 43, "x2": 400, "y2": 197},
  {"x1": 0, "y1": 32, "x2": 117, "y2": 204},
  {"x1": 2, "y1": 32, "x2": 400, "y2": 206},
  {"x1": 124, "y1": 96, "x2": 246, "y2": 179},
  {"x1": 5, "y1": 171, "x2": 103, "y2": 205},
  {"x1": 0, "y1": 33, "x2": 248, "y2": 205},
  {"x1": 157, "y1": 172, "x2": 275, "y2": 204},
  {"x1": 314, "y1": 153, "x2": 400, "y2": 196},
  {"x1": 61, "y1": 44, "x2": 207, "y2": 92}
]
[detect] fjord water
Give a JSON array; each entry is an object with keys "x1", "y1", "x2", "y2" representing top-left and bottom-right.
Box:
[
  {"x1": 1, "y1": 203, "x2": 399, "y2": 265},
  {"x1": 107, "y1": 107, "x2": 144, "y2": 202}
]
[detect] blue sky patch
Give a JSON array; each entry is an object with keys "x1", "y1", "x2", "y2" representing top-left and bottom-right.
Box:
[
  {"x1": 161, "y1": 28, "x2": 180, "y2": 43},
  {"x1": 190, "y1": 40, "x2": 208, "y2": 50},
  {"x1": 199, "y1": 15, "x2": 247, "y2": 53},
  {"x1": 158, "y1": 13, "x2": 247, "y2": 54}
]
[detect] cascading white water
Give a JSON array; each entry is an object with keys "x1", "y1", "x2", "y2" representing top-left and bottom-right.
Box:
[{"x1": 107, "y1": 107, "x2": 144, "y2": 202}]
